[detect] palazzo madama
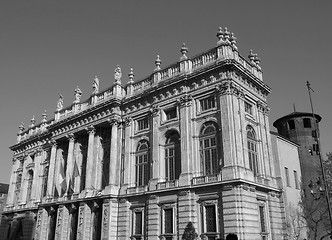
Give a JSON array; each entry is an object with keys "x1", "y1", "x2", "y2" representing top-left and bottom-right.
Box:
[{"x1": 0, "y1": 27, "x2": 294, "y2": 240}]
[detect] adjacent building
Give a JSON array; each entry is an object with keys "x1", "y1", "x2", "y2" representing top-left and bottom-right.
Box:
[
  {"x1": 0, "y1": 183, "x2": 9, "y2": 225},
  {"x1": 1, "y1": 27, "x2": 300, "y2": 240}
]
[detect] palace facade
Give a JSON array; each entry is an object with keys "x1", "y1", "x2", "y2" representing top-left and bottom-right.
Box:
[{"x1": 1, "y1": 27, "x2": 294, "y2": 240}]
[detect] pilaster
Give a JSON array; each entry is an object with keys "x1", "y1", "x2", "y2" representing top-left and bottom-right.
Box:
[
  {"x1": 217, "y1": 80, "x2": 246, "y2": 180},
  {"x1": 47, "y1": 140, "x2": 57, "y2": 197},
  {"x1": 147, "y1": 195, "x2": 159, "y2": 238},
  {"x1": 101, "y1": 198, "x2": 119, "y2": 239},
  {"x1": 64, "y1": 134, "x2": 75, "y2": 196},
  {"x1": 150, "y1": 105, "x2": 161, "y2": 190},
  {"x1": 76, "y1": 203, "x2": 86, "y2": 240},
  {"x1": 177, "y1": 190, "x2": 198, "y2": 236},
  {"x1": 178, "y1": 94, "x2": 193, "y2": 186},
  {"x1": 117, "y1": 199, "x2": 131, "y2": 239},
  {"x1": 121, "y1": 117, "x2": 134, "y2": 193},
  {"x1": 33, "y1": 147, "x2": 43, "y2": 202},
  {"x1": 85, "y1": 126, "x2": 95, "y2": 189},
  {"x1": 105, "y1": 118, "x2": 120, "y2": 194}
]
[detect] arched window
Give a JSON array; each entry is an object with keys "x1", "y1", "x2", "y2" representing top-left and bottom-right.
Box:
[
  {"x1": 15, "y1": 173, "x2": 22, "y2": 204},
  {"x1": 135, "y1": 140, "x2": 150, "y2": 186},
  {"x1": 27, "y1": 170, "x2": 34, "y2": 202},
  {"x1": 199, "y1": 122, "x2": 220, "y2": 175},
  {"x1": 42, "y1": 165, "x2": 49, "y2": 198},
  {"x1": 247, "y1": 125, "x2": 258, "y2": 176},
  {"x1": 165, "y1": 131, "x2": 181, "y2": 181}
]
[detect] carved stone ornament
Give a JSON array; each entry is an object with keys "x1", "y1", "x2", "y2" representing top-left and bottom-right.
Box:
[
  {"x1": 123, "y1": 116, "x2": 133, "y2": 127},
  {"x1": 108, "y1": 117, "x2": 120, "y2": 126},
  {"x1": 102, "y1": 206, "x2": 109, "y2": 236},
  {"x1": 34, "y1": 210, "x2": 43, "y2": 240},
  {"x1": 66, "y1": 133, "x2": 75, "y2": 142},
  {"x1": 150, "y1": 105, "x2": 160, "y2": 117},
  {"x1": 85, "y1": 125, "x2": 96, "y2": 135},
  {"x1": 177, "y1": 93, "x2": 192, "y2": 107},
  {"x1": 74, "y1": 86, "x2": 82, "y2": 103},
  {"x1": 77, "y1": 206, "x2": 84, "y2": 240},
  {"x1": 257, "y1": 101, "x2": 270, "y2": 114},
  {"x1": 92, "y1": 76, "x2": 99, "y2": 94}
]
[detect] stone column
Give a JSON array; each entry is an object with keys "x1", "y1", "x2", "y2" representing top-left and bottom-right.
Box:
[
  {"x1": 47, "y1": 140, "x2": 57, "y2": 197},
  {"x1": 66, "y1": 203, "x2": 78, "y2": 240},
  {"x1": 105, "y1": 118, "x2": 119, "y2": 194},
  {"x1": 54, "y1": 205, "x2": 64, "y2": 240},
  {"x1": 20, "y1": 155, "x2": 29, "y2": 204},
  {"x1": 147, "y1": 195, "x2": 159, "y2": 238},
  {"x1": 150, "y1": 105, "x2": 161, "y2": 190},
  {"x1": 76, "y1": 203, "x2": 85, "y2": 240},
  {"x1": 65, "y1": 133, "x2": 75, "y2": 194},
  {"x1": 93, "y1": 133, "x2": 102, "y2": 190},
  {"x1": 178, "y1": 94, "x2": 193, "y2": 186},
  {"x1": 85, "y1": 125, "x2": 96, "y2": 189}
]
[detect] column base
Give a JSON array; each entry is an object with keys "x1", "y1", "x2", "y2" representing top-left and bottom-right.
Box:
[
  {"x1": 104, "y1": 185, "x2": 120, "y2": 195},
  {"x1": 178, "y1": 172, "x2": 193, "y2": 186}
]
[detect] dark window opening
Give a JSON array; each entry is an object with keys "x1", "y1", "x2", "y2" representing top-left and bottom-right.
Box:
[
  {"x1": 303, "y1": 118, "x2": 311, "y2": 128},
  {"x1": 288, "y1": 120, "x2": 295, "y2": 130}
]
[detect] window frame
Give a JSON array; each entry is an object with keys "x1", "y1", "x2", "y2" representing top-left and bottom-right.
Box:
[
  {"x1": 200, "y1": 200, "x2": 219, "y2": 239},
  {"x1": 164, "y1": 107, "x2": 178, "y2": 121},
  {"x1": 258, "y1": 200, "x2": 269, "y2": 240},
  {"x1": 131, "y1": 207, "x2": 145, "y2": 240},
  {"x1": 160, "y1": 203, "x2": 176, "y2": 239},
  {"x1": 247, "y1": 126, "x2": 259, "y2": 176},
  {"x1": 199, "y1": 122, "x2": 221, "y2": 176},
  {"x1": 164, "y1": 131, "x2": 181, "y2": 181},
  {"x1": 137, "y1": 118, "x2": 149, "y2": 132},
  {"x1": 285, "y1": 167, "x2": 290, "y2": 187},
  {"x1": 245, "y1": 101, "x2": 253, "y2": 115},
  {"x1": 135, "y1": 140, "x2": 150, "y2": 187},
  {"x1": 303, "y1": 118, "x2": 312, "y2": 128},
  {"x1": 199, "y1": 95, "x2": 217, "y2": 112}
]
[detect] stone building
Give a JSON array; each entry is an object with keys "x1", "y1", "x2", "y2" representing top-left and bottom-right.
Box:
[
  {"x1": 1, "y1": 27, "x2": 289, "y2": 240},
  {"x1": 0, "y1": 183, "x2": 9, "y2": 225}
]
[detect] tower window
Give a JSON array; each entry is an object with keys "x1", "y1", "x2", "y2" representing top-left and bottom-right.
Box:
[
  {"x1": 288, "y1": 120, "x2": 295, "y2": 130},
  {"x1": 303, "y1": 118, "x2": 311, "y2": 128}
]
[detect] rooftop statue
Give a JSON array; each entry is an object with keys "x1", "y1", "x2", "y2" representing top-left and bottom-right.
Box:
[
  {"x1": 114, "y1": 65, "x2": 122, "y2": 84},
  {"x1": 92, "y1": 76, "x2": 99, "y2": 94},
  {"x1": 74, "y1": 86, "x2": 82, "y2": 103},
  {"x1": 56, "y1": 94, "x2": 64, "y2": 111}
]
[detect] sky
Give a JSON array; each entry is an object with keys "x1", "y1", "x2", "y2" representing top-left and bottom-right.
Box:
[{"x1": 0, "y1": 1, "x2": 331, "y2": 183}]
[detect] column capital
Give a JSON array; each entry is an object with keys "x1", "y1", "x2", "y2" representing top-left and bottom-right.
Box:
[
  {"x1": 49, "y1": 139, "x2": 58, "y2": 147},
  {"x1": 216, "y1": 80, "x2": 243, "y2": 98},
  {"x1": 149, "y1": 105, "x2": 160, "y2": 117},
  {"x1": 257, "y1": 101, "x2": 270, "y2": 114},
  {"x1": 123, "y1": 116, "x2": 133, "y2": 127},
  {"x1": 177, "y1": 93, "x2": 192, "y2": 107},
  {"x1": 108, "y1": 117, "x2": 121, "y2": 126},
  {"x1": 85, "y1": 125, "x2": 96, "y2": 135},
  {"x1": 66, "y1": 133, "x2": 75, "y2": 142},
  {"x1": 12, "y1": 157, "x2": 17, "y2": 164}
]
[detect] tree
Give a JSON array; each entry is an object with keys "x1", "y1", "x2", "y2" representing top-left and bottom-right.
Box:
[{"x1": 182, "y1": 222, "x2": 198, "y2": 240}]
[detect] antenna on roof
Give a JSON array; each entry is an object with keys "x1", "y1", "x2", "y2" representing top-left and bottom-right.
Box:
[{"x1": 293, "y1": 103, "x2": 296, "y2": 112}]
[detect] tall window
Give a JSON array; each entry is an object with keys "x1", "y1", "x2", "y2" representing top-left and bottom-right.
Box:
[
  {"x1": 288, "y1": 120, "x2": 295, "y2": 130},
  {"x1": 15, "y1": 173, "x2": 22, "y2": 204},
  {"x1": 285, "y1": 167, "x2": 290, "y2": 187},
  {"x1": 27, "y1": 170, "x2": 34, "y2": 202},
  {"x1": 100, "y1": 129, "x2": 111, "y2": 189},
  {"x1": 245, "y1": 102, "x2": 253, "y2": 115},
  {"x1": 303, "y1": 118, "x2": 312, "y2": 128},
  {"x1": 200, "y1": 122, "x2": 220, "y2": 176},
  {"x1": 77, "y1": 136, "x2": 88, "y2": 191},
  {"x1": 161, "y1": 206, "x2": 175, "y2": 240},
  {"x1": 135, "y1": 140, "x2": 150, "y2": 186},
  {"x1": 258, "y1": 201, "x2": 268, "y2": 240},
  {"x1": 293, "y1": 170, "x2": 299, "y2": 189},
  {"x1": 201, "y1": 201, "x2": 219, "y2": 239},
  {"x1": 165, "y1": 131, "x2": 181, "y2": 181},
  {"x1": 247, "y1": 126, "x2": 258, "y2": 176},
  {"x1": 165, "y1": 108, "x2": 177, "y2": 120},
  {"x1": 132, "y1": 208, "x2": 145, "y2": 240},
  {"x1": 41, "y1": 165, "x2": 49, "y2": 198}
]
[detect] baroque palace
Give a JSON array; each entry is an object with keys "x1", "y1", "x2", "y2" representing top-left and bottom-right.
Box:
[{"x1": 0, "y1": 27, "x2": 301, "y2": 240}]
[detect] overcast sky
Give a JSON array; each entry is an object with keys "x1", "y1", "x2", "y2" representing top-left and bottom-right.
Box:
[{"x1": 0, "y1": 1, "x2": 331, "y2": 183}]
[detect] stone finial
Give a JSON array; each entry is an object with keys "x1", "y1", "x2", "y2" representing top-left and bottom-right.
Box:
[
  {"x1": 216, "y1": 27, "x2": 224, "y2": 44},
  {"x1": 154, "y1": 55, "x2": 161, "y2": 72},
  {"x1": 224, "y1": 27, "x2": 230, "y2": 43},
  {"x1": 18, "y1": 122, "x2": 25, "y2": 134},
  {"x1": 180, "y1": 43, "x2": 188, "y2": 60},
  {"x1": 92, "y1": 76, "x2": 99, "y2": 94},
  {"x1": 56, "y1": 94, "x2": 64, "y2": 111},
  {"x1": 41, "y1": 110, "x2": 47, "y2": 124},
  {"x1": 114, "y1": 65, "x2": 122, "y2": 84},
  {"x1": 74, "y1": 86, "x2": 82, "y2": 103},
  {"x1": 30, "y1": 116, "x2": 36, "y2": 128},
  {"x1": 230, "y1": 32, "x2": 238, "y2": 51},
  {"x1": 248, "y1": 49, "x2": 255, "y2": 62},
  {"x1": 128, "y1": 68, "x2": 134, "y2": 84}
]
